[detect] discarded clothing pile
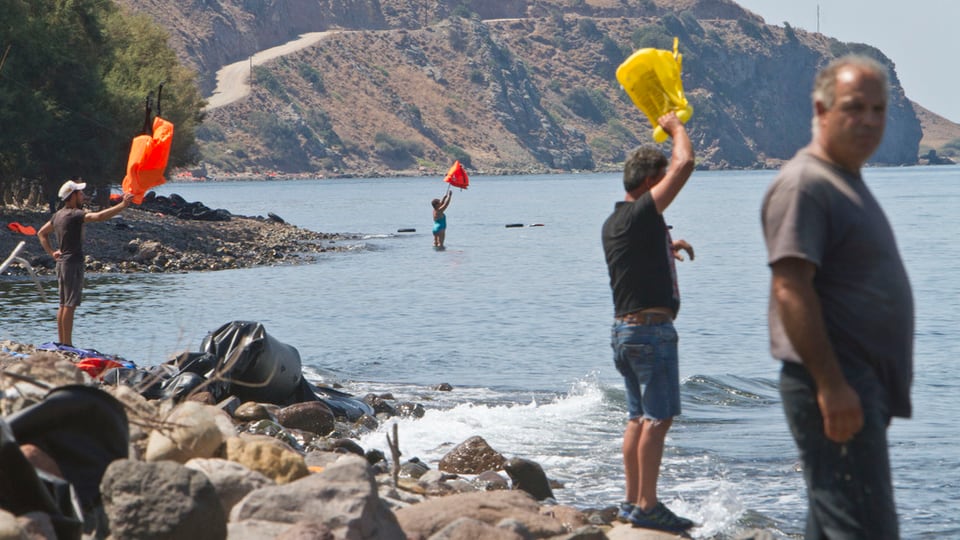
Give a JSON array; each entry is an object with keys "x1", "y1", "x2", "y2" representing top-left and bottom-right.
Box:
[
  {"x1": 104, "y1": 321, "x2": 374, "y2": 421},
  {"x1": 37, "y1": 343, "x2": 136, "y2": 378}
]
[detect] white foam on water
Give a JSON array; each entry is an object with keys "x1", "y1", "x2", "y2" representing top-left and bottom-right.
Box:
[
  {"x1": 354, "y1": 374, "x2": 784, "y2": 539},
  {"x1": 356, "y1": 375, "x2": 615, "y2": 495}
]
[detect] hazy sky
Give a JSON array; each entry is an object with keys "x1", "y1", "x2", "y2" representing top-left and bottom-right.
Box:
[{"x1": 734, "y1": 0, "x2": 960, "y2": 122}]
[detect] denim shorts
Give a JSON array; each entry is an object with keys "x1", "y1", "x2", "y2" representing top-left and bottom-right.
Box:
[
  {"x1": 611, "y1": 320, "x2": 681, "y2": 421},
  {"x1": 779, "y1": 361, "x2": 898, "y2": 540}
]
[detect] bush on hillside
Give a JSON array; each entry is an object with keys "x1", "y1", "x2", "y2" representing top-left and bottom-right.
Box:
[
  {"x1": 442, "y1": 145, "x2": 473, "y2": 168},
  {"x1": 374, "y1": 133, "x2": 424, "y2": 167},
  {"x1": 563, "y1": 88, "x2": 614, "y2": 124}
]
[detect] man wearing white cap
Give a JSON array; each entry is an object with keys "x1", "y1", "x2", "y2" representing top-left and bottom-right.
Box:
[{"x1": 37, "y1": 180, "x2": 134, "y2": 346}]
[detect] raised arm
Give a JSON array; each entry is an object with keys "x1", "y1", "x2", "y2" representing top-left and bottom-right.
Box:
[
  {"x1": 438, "y1": 189, "x2": 452, "y2": 211},
  {"x1": 649, "y1": 112, "x2": 695, "y2": 213},
  {"x1": 85, "y1": 193, "x2": 134, "y2": 223}
]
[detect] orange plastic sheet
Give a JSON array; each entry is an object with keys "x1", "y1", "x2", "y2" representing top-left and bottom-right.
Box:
[
  {"x1": 616, "y1": 37, "x2": 693, "y2": 143},
  {"x1": 443, "y1": 160, "x2": 469, "y2": 189},
  {"x1": 122, "y1": 116, "x2": 174, "y2": 204}
]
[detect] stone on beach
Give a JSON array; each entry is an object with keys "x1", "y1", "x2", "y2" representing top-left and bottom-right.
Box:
[
  {"x1": 1, "y1": 202, "x2": 357, "y2": 277},
  {"x1": 224, "y1": 435, "x2": 310, "y2": 484},
  {"x1": 275, "y1": 400, "x2": 336, "y2": 436},
  {"x1": 233, "y1": 401, "x2": 280, "y2": 422},
  {"x1": 100, "y1": 459, "x2": 227, "y2": 540},
  {"x1": 504, "y1": 456, "x2": 556, "y2": 501},
  {"x1": 426, "y1": 516, "x2": 527, "y2": 540},
  {"x1": 438, "y1": 435, "x2": 506, "y2": 474},
  {"x1": 475, "y1": 469, "x2": 511, "y2": 491},
  {"x1": 606, "y1": 522, "x2": 692, "y2": 539},
  {"x1": 144, "y1": 401, "x2": 228, "y2": 463},
  {"x1": 1, "y1": 348, "x2": 707, "y2": 540},
  {"x1": 0, "y1": 510, "x2": 24, "y2": 539},
  {"x1": 394, "y1": 490, "x2": 568, "y2": 539},
  {"x1": 230, "y1": 455, "x2": 405, "y2": 539},
  {"x1": 185, "y1": 458, "x2": 273, "y2": 515}
]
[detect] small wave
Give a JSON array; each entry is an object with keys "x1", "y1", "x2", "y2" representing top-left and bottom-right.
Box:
[
  {"x1": 683, "y1": 374, "x2": 780, "y2": 407},
  {"x1": 341, "y1": 242, "x2": 373, "y2": 252},
  {"x1": 348, "y1": 373, "x2": 798, "y2": 539},
  {"x1": 355, "y1": 373, "x2": 613, "y2": 465}
]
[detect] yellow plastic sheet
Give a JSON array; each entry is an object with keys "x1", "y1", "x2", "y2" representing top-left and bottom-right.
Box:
[{"x1": 616, "y1": 37, "x2": 693, "y2": 143}]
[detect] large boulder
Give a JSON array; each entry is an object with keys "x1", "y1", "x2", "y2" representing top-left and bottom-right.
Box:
[
  {"x1": 504, "y1": 457, "x2": 554, "y2": 501},
  {"x1": 606, "y1": 522, "x2": 690, "y2": 539},
  {"x1": 185, "y1": 458, "x2": 273, "y2": 515},
  {"x1": 427, "y1": 517, "x2": 526, "y2": 540},
  {"x1": 438, "y1": 435, "x2": 505, "y2": 474},
  {"x1": 145, "y1": 402, "x2": 226, "y2": 463},
  {"x1": 230, "y1": 455, "x2": 404, "y2": 540},
  {"x1": 394, "y1": 490, "x2": 567, "y2": 539},
  {"x1": 224, "y1": 435, "x2": 309, "y2": 484},
  {"x1": 275, "y1": 401, "x2": 335, "y2": 436},
  {"x1": 100, "y1": 459, "x2": 226, "y2": 540}
]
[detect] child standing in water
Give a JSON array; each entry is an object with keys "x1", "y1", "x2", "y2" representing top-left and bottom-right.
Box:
[{"x1": 431, "y1": 189, "x2": 452, "y2": 248}]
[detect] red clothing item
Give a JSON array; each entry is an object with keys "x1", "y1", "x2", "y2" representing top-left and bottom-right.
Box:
[{"x1": 6, "y1": 222, "x2": 36, "y2": 235}]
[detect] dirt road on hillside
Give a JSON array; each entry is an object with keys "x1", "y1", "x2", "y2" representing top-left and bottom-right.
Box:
[{"x1": 205, "y1": 31, "x2": 334, "y2": 110}]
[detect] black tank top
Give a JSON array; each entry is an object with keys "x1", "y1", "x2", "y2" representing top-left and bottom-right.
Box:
[{"x1": 602, "y1": 192, "x2": 680, "y2": 317}]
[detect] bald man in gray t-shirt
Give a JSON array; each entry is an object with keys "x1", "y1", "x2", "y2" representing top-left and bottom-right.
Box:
[{"x1": 761, "y1": 56, "x2": 913, "y2": 539}]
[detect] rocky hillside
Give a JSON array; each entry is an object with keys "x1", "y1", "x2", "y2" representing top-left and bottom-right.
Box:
[
  {"x1": 914, "y1": 102, "x2": 960, "y2": 163},
  {"x1": 117, "y1": 0, "x2": 952, "y2": 177}
]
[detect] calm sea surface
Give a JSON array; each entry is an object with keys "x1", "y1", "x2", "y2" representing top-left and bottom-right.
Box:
[{"x1": 2, "y1": 166, "x2": 958, "y2": 538}]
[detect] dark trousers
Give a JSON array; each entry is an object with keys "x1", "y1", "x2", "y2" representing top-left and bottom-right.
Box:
[{"x1": 779, "y1": 361, "x2": 899, "y2": 540}]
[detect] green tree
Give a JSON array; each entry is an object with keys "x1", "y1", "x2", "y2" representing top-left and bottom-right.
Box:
[
  {"x1": 102, "y1": 10, "x2": 205, "y2": 179},
  {"x1": 0, "y1": 0, "x2": 114, "y2": 203},
  {"x1": 0, "y1": 0, "x2": 203, "y2": 207}
]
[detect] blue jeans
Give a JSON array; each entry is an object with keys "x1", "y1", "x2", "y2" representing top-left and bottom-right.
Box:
[
  {"x1": 779, "y1": 361, "x2": 899, "y2": 540},
  {"x1": 611, "y1": 321, "x2": 681, "y2": 421}
]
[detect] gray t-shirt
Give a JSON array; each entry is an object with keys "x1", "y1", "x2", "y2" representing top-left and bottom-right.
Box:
[
  {"x1": 52, "y1": 207, "x2": 86, "y2": 264},
  {"x1": 761, "y1": 150, "x2": 914, "y2": 418}
]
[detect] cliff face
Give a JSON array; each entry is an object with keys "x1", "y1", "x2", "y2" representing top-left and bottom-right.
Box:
[{"x1": 118, "y1": 0, "x2": 924, "y2": 176}]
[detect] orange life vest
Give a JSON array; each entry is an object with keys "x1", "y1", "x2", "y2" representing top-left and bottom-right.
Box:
[
  {"x1": 443, "y1": 160, "x2": 469, "y2": 189},
  {"x1": 122, "y1": 116, "x2": 174, "y2": 204}
]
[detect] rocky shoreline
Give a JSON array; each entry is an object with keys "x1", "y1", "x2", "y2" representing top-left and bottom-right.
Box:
[
  {"x1": 2, "y1": 194, "x2": 359, "y2": 276},
  {"x1": 2, "y1": 198, "x2": 769, "y2": 539},
  {"x1": 0, "y1": 342, "x2": 715, "y2": 540}
]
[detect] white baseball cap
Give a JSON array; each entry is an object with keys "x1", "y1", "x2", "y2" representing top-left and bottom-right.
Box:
[{"x1": 58, "y1": 180, "x2": 87, "y2": 200}]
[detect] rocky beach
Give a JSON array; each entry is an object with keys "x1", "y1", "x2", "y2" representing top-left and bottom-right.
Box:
[
  {"x1": 0, "y1": 340, "x2": 596, "y2": 539},
  {"x1": 0, "y1": 196, "x2": 728, "y2": 540},
  {"x1": 2, "y1": 193, "x2": 358, "y2": 276},
  {"x1": 0, "y1": 339, "x2": 713, "y2": 540},
  {"x1": 2, "y1": 196, "x2": 770, "y2": 540}
]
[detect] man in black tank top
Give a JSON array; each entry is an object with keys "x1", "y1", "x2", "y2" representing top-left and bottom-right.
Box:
[{"x1": 602, "y1": 112, "x2": 696, "y2": 533}]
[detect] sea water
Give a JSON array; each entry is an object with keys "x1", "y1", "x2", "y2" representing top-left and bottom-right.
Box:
[{"x1": 2, "y1": 167, "x2": 958, "y2": 538}]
